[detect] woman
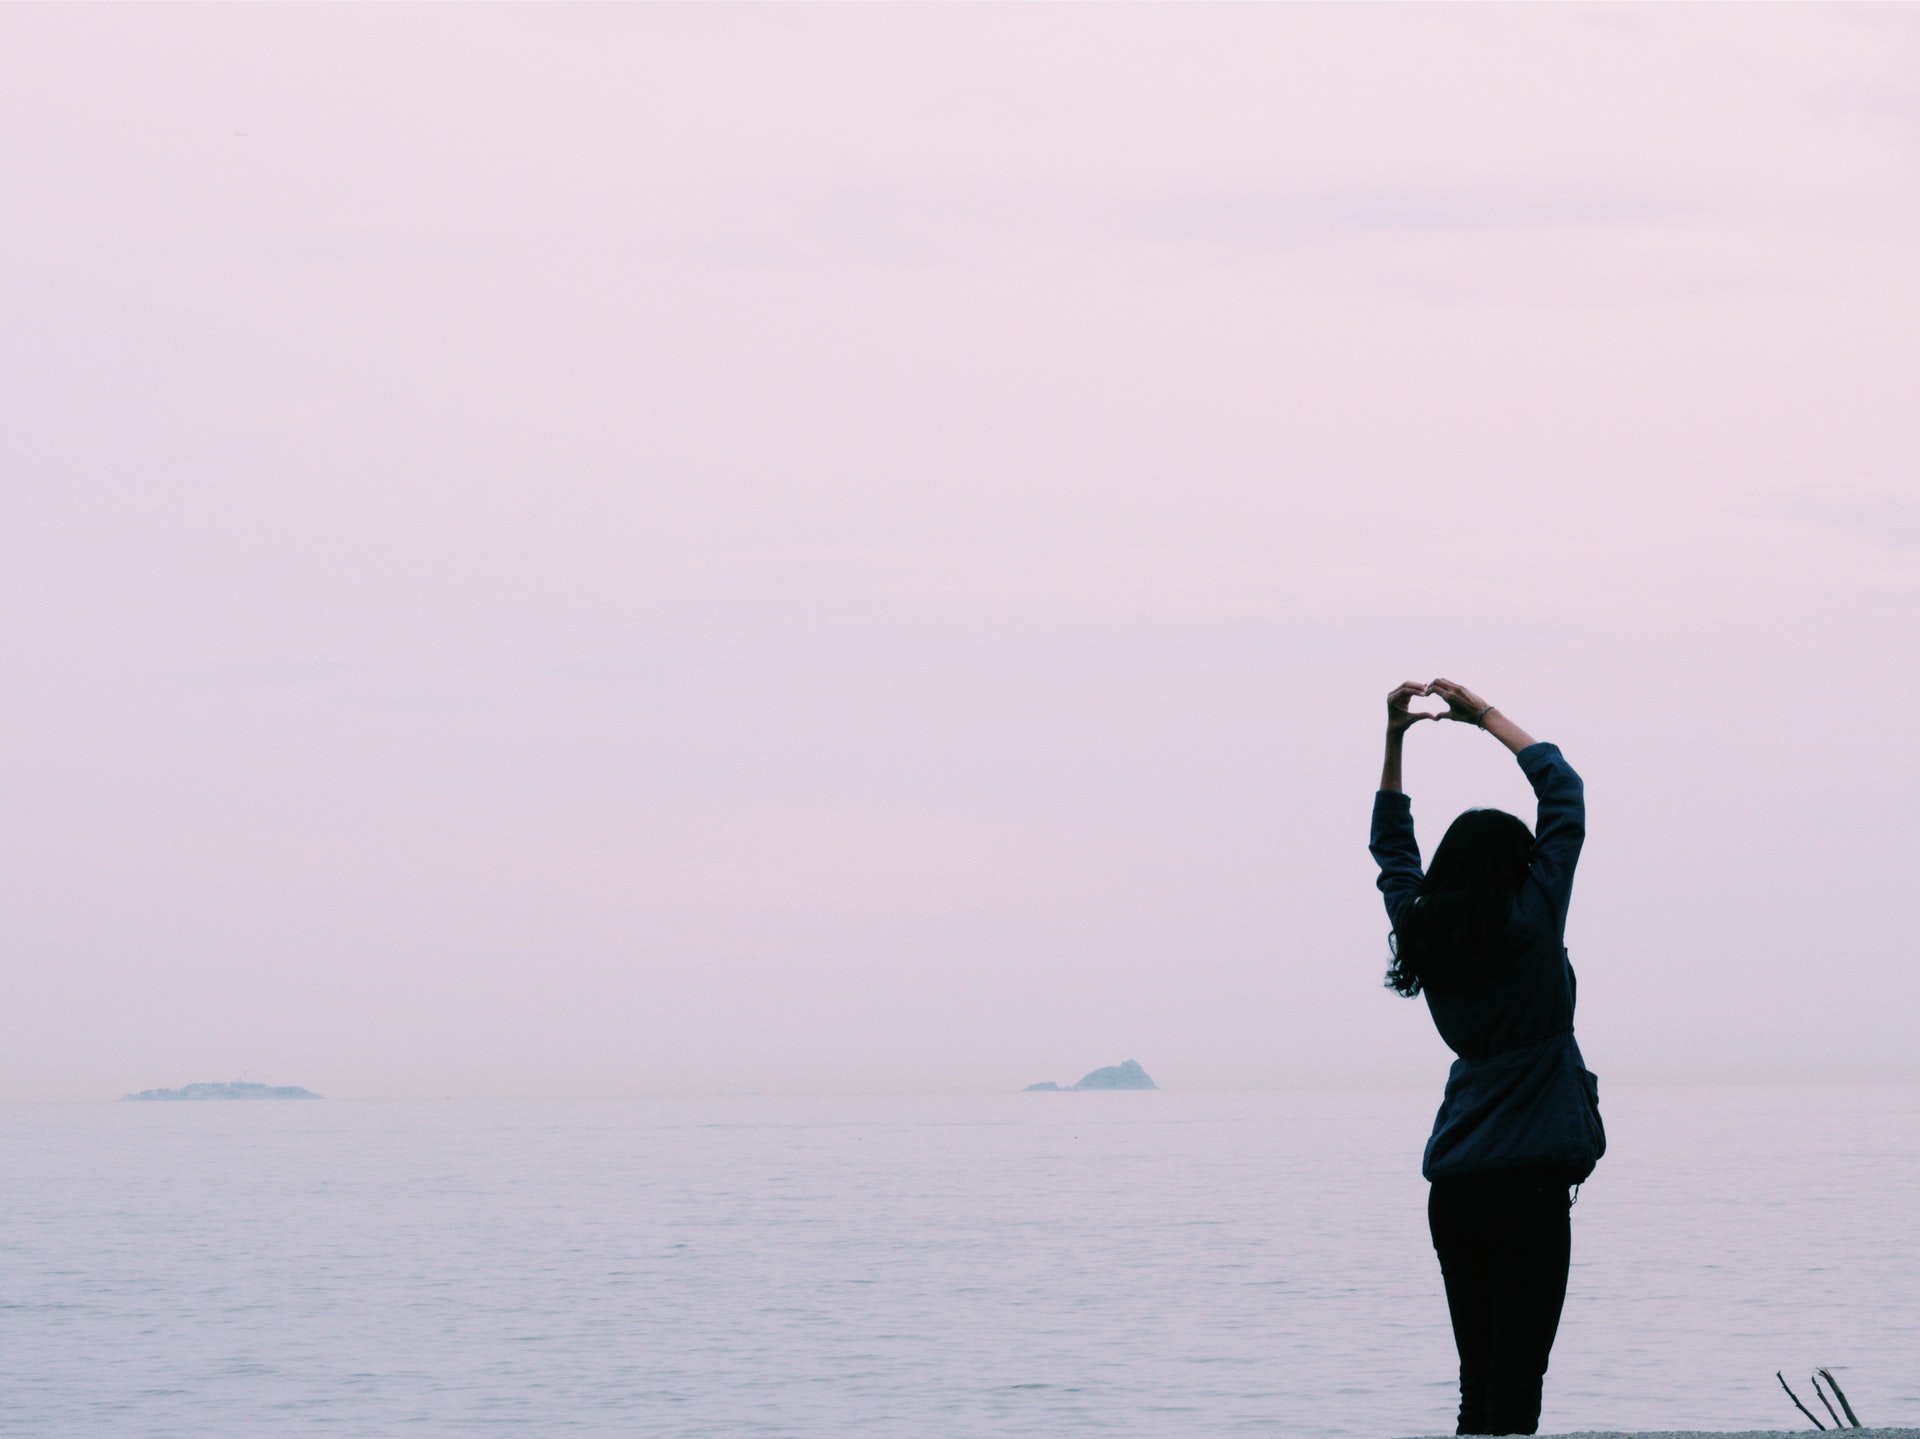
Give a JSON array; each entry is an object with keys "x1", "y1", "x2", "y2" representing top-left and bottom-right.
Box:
[{"x1": 1371, "y1": 678, "x2": 1605, "y2": 1438}]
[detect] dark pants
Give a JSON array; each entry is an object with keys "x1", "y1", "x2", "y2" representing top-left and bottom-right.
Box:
[{"x1": 1427, "y1": 1168, "x2": 1575, "y2": 1437}]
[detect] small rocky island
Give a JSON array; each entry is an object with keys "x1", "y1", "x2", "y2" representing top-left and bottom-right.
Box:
[
  {"x1": 122, "y1": 1081, "x2": 324, "y2": 1101},
  {"x1": 1025, "y1": 1059, "x2": 1156, "y2": 1092}
]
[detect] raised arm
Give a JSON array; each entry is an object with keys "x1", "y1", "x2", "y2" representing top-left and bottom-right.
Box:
[
  {"x1": 1516, "y1": 744, "x2": 1583, "y2": 911},
  {"x1": 1372, "y1": 682, "x2": 1431, "y2": 919},
  {"x1": 1379, "y1": 680, "x2": 1432, "y2": 793},
  {"x1": 1427, "y1": 678, "x2": 1582, "y2": 910},
  {"x1": 1426, "y1": 677, "x2": 1537, "y2": 754}
]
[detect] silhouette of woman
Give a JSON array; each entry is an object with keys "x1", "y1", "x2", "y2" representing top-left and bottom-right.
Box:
[{"x1": 1371, "y1": 679, "x2": 1605, "y2": 1437}]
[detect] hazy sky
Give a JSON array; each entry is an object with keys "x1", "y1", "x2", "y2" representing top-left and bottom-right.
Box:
[{"x1": 3, "y1": 5, "x2": 1917, "y2": 1099}]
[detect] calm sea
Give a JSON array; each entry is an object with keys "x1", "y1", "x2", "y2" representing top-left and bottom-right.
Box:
[{"x1": 3, "y1": 1084, "x2": 1916, "y2": 1437}]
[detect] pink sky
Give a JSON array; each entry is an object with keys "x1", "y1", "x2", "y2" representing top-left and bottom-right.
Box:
[{"x1": 2, "y1": 5, "x2": 1917, "y2": 1097}]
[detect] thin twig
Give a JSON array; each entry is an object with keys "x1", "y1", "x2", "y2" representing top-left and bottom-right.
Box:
[
  {"x1": 1811, "y1": 1372, "x2": 1846, "y2": 1430},
  {"x1": 1779, "y1": 1371, "x2": 1826, "y2": 1430},
  {"x1": 1818, "y1": 1369, "x2": 1862, "y2": 1428}
]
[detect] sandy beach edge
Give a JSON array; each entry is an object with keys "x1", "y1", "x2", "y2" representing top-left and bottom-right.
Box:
[{"x1": 1400, "y1": 1430, "x2": 1920, "y2": 1439}]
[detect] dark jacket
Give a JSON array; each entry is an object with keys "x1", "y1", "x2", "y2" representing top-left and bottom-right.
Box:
[{"x1": 1370, "y1": 742, "x2": 1606, "y2": 1182}]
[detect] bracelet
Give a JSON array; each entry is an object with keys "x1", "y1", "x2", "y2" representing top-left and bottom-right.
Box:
[{"x1": 1474, "y1": 705, "x2": 1494, "y2": 727}]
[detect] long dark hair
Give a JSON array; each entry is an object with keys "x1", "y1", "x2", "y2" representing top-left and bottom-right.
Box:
[{"x1": 1386, "y1": 807, "x2": 1534, "y2": 998}]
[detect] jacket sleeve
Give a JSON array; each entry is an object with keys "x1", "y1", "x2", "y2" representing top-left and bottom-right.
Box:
[
  {"x1": 1370, "y1": 790, "x2": 1423, "y2": 923},
  {"x1": 1517, "y1": 742, "x2": 1584, "y2": 917}
]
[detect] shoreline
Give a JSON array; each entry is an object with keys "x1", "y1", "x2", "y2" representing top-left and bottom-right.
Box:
[{"x1": 1405, "y1": 1431, "x2": 1920, "y2": 1439}]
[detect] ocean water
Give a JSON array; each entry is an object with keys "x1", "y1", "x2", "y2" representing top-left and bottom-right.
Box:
[{"x1": 3, "y1": 1084, "x2": 1917, "y2": 1438}]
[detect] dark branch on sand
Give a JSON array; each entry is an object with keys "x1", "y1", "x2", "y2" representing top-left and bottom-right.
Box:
[
  {"x1": 1779, "y1": 1371, "x2": 1826, "y2": 1429},
  {"x1": 1811, "y1": 1372, "x2": 1846, "y2": 1430},
  {"x1": 1818, "y1": 1369, "x2": 1862, "y2": 1427}
]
